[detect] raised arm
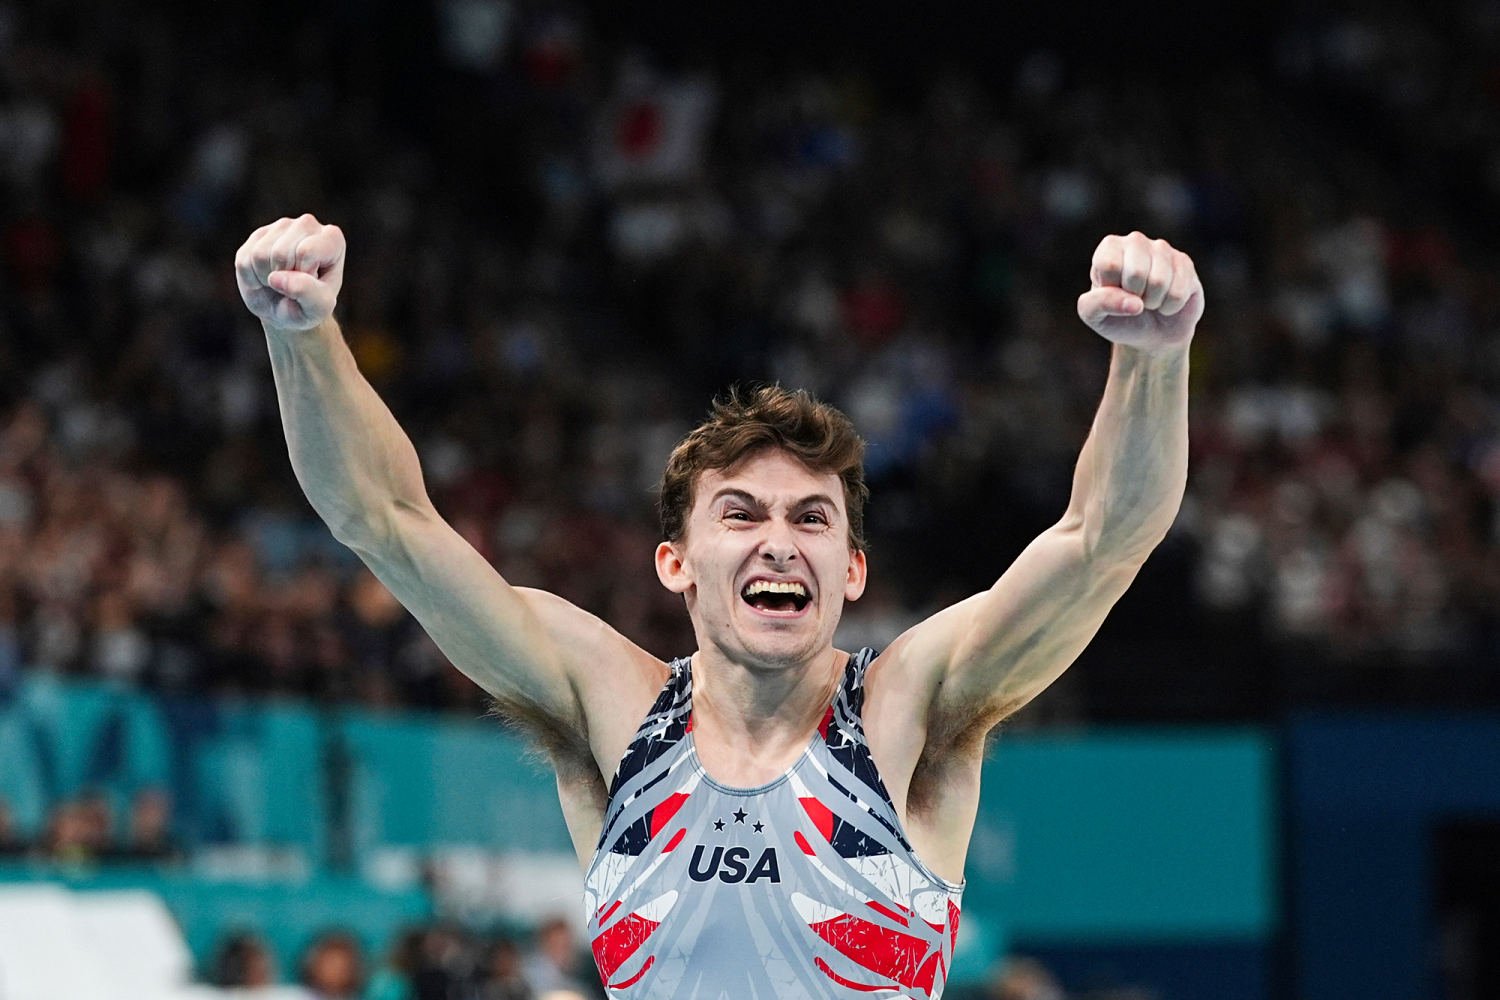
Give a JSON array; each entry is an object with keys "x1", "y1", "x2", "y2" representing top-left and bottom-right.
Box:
[
  {"x1": 881, "y1": 232, "x2": 1201, "y2": 736},
  {"x1": 232, "y1": 216, "x2": 658, "y2": 749}
]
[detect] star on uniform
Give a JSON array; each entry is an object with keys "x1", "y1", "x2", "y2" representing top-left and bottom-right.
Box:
[
  {"x1": 733, "y1": 808, "x2": 747, "y2": 824},
  {"x1": 714, "y1": 818, "x2": 725, "y2": 831},
  {"x1": 752, "y1": 821, "x2": 764, "y2": 833}
]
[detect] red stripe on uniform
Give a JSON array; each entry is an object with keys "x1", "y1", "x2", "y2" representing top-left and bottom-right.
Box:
[
  {"x1": 808, "y1": 913, "x2": 943, "y2": 995},
  {"x1": 866, "y1": 899, "x2": 910, "y2": 927},
  {"x1": 591, "y1": 913, "x2": 661, "y2": 982},
  {"x1": 799, "y1": 796, "x2": 835, "y2": 842},
  {"x1": 649, "y1": 792, "x2": 690, "y2": 839},
  {"x1": 608, "y1": 954, "x2": 655, "y2": 990},
  {"x1": 813, "y1": 956, "x2": 887, "y2": 992}
]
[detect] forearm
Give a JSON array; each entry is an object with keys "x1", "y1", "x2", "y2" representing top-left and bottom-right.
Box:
[
  {"x1": 265, "y1": 318, "x2": 431, "y2": 547},
  {"x1": 1066, "y1": 343, "x2": 1189, "y2": 562}
]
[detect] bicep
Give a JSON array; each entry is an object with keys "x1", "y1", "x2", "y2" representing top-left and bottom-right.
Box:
[
  {"x1": 886, "y1": 520, "x2": 1146, "y2": 729},
  {"x1": 347, "y1": 502, "x2": 645, "y2": 731}
]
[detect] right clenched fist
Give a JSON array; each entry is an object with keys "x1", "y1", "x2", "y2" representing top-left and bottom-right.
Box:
[{"x1": 234, "y1": 214, "x2": 345, "y2": 332}]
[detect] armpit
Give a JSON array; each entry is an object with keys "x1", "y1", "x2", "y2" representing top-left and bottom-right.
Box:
[
  {"x1": 488, "y1": 694, "x2": 596, "y2": 779},
  {"x1": 906, "y1": 702, "x2": 1006, "y2": 816}
]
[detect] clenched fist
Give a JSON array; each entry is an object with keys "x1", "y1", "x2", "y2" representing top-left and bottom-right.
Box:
[
  {"x1": 1077, "y1": 232, "x2": 1204, "y2": 353},
  {"x1": 234, "y1": 214, "x2": 346, "y2": 332}
]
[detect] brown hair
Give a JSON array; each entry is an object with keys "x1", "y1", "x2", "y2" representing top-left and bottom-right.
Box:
[{"x1": 658, "y1": 384, "x2": 869, "y2": 550}]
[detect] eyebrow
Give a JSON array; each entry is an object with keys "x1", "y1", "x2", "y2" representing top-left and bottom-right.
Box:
[{"x1": 709, "y1": 488, "x2": 839, "y2": 512}]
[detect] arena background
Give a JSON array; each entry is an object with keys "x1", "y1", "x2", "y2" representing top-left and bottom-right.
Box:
[{"x1": 1, "y1": 0, "x2": 1498, "y2": 997}]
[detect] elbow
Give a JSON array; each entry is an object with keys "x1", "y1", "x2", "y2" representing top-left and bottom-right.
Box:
[
  {"x1": 325, "y1": 512, "x2": 385, "y2": 553},
  {"x1": 1102, "y1": 519, "x2": 1177, "y2": 569},
  {"x1": 1077, "y1": 498, "x2": 1182, "y2": 569},
  {"x1": 323, "y1": 497, "x2": 434, "y2": 554},
  {"x1": 1100, "y1": 527, "x2": 1171, "y2": 572}
]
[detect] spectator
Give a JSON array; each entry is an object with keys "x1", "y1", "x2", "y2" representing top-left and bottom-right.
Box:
[
  {"x1": 365, "y1": 927, "x2": 423, "y2": 1000},
  {"x1": 75, "y1": 789, "x2": 115, "y2": 856},
  {"x1": 0, "y1": 797, "x2": 28, "y2": 857},
  {"x1": 0, "y1": 586, "x2": 21, "y2": 697},
  {"x1": 521, "y1": 918, "x2": 590, "y2": 998},
  {"x1": 476, "y1": 936, "x2": 534, "y2": 1000},
  {"x1": 989, "y1": 956, "x2": 1066, "y2": 1000},
  {"x1": 209, "y1": 929, "x2": 279, "y2": 989},
  {"x1": 108, "y1": 786, "x2": 184, "y2": 863},
  {"x1": 367, "y1": 922, "x2": 482, "y2": 1000},
  {"x1": 301, "y1": 929, "x2": 366, "y2": 1000},
  {"x1": 42, "y1": 799, "x2": 98, "y2": 866}
]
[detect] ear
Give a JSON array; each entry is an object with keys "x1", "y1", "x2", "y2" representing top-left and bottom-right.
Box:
[
  {"x1": 655, "y1": 540, "x2": 692, "y2": 594},
  {"x1": 843, "y1": 548, "x2": 868, "y2": 602}
]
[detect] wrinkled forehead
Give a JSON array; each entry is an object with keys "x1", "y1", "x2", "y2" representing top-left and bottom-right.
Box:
[{"x1": 690, "y1": 448, "x2": 848, "y2": 513}]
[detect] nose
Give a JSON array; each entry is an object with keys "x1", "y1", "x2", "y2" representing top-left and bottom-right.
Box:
[{"x1": 759, "y1": 519, "x2": 799, "y2": 566}]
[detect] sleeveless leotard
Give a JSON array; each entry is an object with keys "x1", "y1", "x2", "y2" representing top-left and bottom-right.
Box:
[{"x1": 584, "y1": 648, "x2": 964, "y2": 998}]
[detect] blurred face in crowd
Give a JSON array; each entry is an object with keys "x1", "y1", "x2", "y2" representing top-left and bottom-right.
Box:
[
  {"x1": 304, "y1": 934, "x2": 363, "y2": 997},
  {"x1": 656, "y1": 449, "x2": 867, "y2": 671},
  {"x1": 77, "y1": 790, "x2": 112, "y2": 847},
  {"x1": 46, "y1": 802, "x2": 91, "y2": 855},
  {"x1": 993, "y1": 958, "x2": 1065, "y2": 1000},
  {"x1": 215, "y1": 931, "x2": 277, "y2": 988},
  {"x1": 130, "y1": 788, "x2": 171, "y2": 841},
  {"x1": 241, "y1": 940, "x2": 275, "y2": 988},
  {"x1": 487, "y1": 938, "x2": 523, "y2": 980},
  {"x1": 537, "y1": 919, "x2": 576, "y2": 969}
]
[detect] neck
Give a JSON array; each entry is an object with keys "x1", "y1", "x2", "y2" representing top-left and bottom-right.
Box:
[{"x1": 690, "y1": 645, "x2": 845, "y2": 750}]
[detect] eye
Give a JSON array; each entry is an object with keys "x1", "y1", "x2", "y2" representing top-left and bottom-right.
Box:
[
  {"x1": 799, "y1": 511, "x2": 829, "y2": 526},
  {"x1": 724, "y1": 509, "x2": 752, "y2": 522}
]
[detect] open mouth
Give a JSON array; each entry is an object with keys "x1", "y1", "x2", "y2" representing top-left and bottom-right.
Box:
[{"x1": 741, "y1": 580, "x2": 811, "y2": 615}]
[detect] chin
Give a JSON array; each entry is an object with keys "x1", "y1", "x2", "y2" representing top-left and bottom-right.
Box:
[{"x1": 739, "y1": 628, "x2": 830, "y2": 670}]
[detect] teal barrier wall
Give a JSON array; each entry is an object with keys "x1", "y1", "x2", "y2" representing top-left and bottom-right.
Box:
[
  {"x1": 0, "y1": 674, "x2": 173, "y2": 830},
  {"x1": 342, "y1": 713, "x2": 570, "y2": 855},
  {"x1": 0, "y1": 676, "x2": 327, "y2": 853},
  {"x1": 0, "y1": 677, "x2": 568, "y2": 861},
  {"x1": 972, "y1": 729, "x2": 1277, "y2": 941}
]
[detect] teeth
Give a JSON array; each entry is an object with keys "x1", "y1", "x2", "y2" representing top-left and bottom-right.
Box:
[{"x1": 742, "y1": 580, "x2": 808, "y2": 598}]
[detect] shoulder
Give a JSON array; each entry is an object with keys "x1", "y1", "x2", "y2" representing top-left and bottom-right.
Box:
[
  {"x1": 501, "y1": 588, "x2": 674, "y2": 772},
  {"x1": 576, "y1": 643, "x2": 675, "y2": 781},
  {"x1": 861, "y1": 637, "x2": 944, "y2": 730},
  {"x1": 514, "y1": 587, "x2": 670, "y2": 703},
  {"x1": 861, "y1": 637, "x2": 989, "y2": 782}
]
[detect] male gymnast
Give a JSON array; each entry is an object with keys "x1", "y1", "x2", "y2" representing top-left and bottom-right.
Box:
[{"x1": 235, "y1": 217, "x2": 1201, "y2": 998}]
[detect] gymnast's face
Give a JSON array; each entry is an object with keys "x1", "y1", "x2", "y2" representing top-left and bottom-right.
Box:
[{"x1": 655, "y1": 448, "x2": 867, "y2": 670}]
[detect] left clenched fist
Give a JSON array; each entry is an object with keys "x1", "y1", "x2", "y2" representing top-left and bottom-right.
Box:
[{"x1": 1077, "y1": 231, "x2": 1204, "y2": 353}]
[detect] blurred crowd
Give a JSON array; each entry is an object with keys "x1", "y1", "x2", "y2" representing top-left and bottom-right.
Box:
[
  {"x1": 209, "y1": 917, "x2": 600, "y2": 999},
  {"x1": 0, "y1": 786, "x2": 181, "y2": 864},
  {"x1": 1, "y1": 0, "x2": 1498, "y2": 738},
  {"x1": 207, "y1": 919, "x2": 1079, "y2": 1000}
]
